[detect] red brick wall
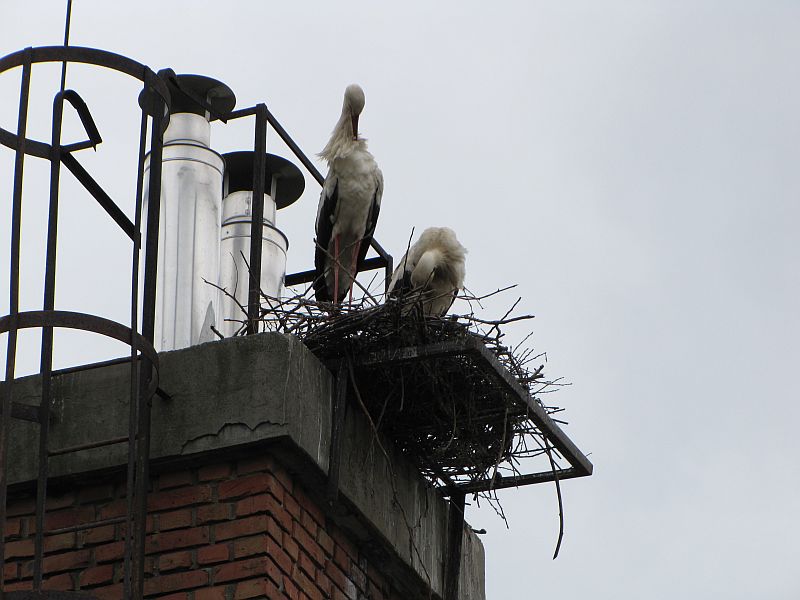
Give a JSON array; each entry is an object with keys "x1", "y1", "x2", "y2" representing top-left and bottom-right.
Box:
[{"x1": 3, "y1": 454, "x2": 410, "y2": 599}]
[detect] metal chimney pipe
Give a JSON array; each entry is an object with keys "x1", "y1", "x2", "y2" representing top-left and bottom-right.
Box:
[
  {"x1": 219, "y1": 151, "x2": 304, "y2": 338},
  {"x1": 141, "y1": 74, "x2": 235, "y2": 351}
]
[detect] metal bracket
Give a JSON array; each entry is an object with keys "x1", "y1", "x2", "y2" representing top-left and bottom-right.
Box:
[{"x1": 443, "y1": 492, "x2": 466, "y2": 600}]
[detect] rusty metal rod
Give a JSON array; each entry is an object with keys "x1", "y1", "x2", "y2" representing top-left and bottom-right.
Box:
[
  {"x1": 46, "y1": 515, "x2": 127, "y2": 536},
  {"x1": 0, "y1": 48, "x2": 32, "y2": 593},
  {"x1": 48, "y1": 435, "x2": 131, "y2": 457}
]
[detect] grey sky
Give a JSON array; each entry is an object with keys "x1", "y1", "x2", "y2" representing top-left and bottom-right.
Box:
[{"x1": 2, "y1": 2, "x2": 799, "y2": 598}]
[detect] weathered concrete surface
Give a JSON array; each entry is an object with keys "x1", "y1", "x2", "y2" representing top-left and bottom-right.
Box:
[
  {"x1": 7, "y1": 332, "x2": 484, "y2": 600},
  {"x1": 460, "y1": 528, "x2": 486, "y2": 600}
]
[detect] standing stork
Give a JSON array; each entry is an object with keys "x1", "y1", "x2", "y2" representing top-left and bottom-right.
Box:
[
  {"x1": 388, "y1": 227, "x2": 467, "y2": 317},
  {"x1": 314, "y1": 84, "x2": 383, "y2": 304}
]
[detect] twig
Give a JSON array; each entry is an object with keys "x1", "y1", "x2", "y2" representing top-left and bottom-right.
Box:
[{"x1": 544, "y1": 436, "x2": 564, "y2": 559}]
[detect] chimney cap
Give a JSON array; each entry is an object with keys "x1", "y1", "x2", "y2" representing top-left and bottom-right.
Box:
[
  {"x1": 166, "y1": 73, "x2": 236, "y2": 119},
  {"x1": 222, "y1": 151, "x2": 305, "y2": 209}
]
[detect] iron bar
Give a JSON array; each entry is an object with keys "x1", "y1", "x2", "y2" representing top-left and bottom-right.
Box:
[
  {"x1": 453, "y1": 467, "x2": 585, "y2": 494},
  {"x1": 0, "y1": 312, "x2": 159, "y2": 373},
  {"x1": 0, "y1": 46, "x2": 170, "y2": 599},
  {"x1": 61, "y1": 139, "x2": 99, "y2": 153},
  {"x1": 285, "y1": 256, "x2": 389, "y2": 288},
  {"x1": 132, "y1": 104, "x2": 165, "y2": 600},
  {"x1": 45, "y1": 514, "x2": 127, "y2": 536},
  {"x1": 61, "y1": 153, "x2": 135, "y2": 239},
  {"x1": 0, "y1": 48, "x2": 169, "y2": 160},
  {"x1": 124, "y1": 107, "x2": 148, "y2": 600},
  {"x1": 59, "y1": 0, "x2": 73, "y2": 92},
  {"x1": 246, "y1": 105, "x2": 267, "y2": 334},
  {"x1": 32, "y1": 88, "x2": 69, "y2": 588},
  {"x1": 0, "y1": 48, "x2": 32, "y2": 591},
  {"x1": 6, "y1": 591, "x2": 98, "y2": 599},
  {"x1": 263, "y1": 107, "x2": 324, "y2": 186},
  {"x1": 443, "y1": 492, "x2": 466, "y2": 600},
  {"x1": 466, "y1": 339, "x2": 594, "y2": 478},
  {"x1": 367, "y1": 237, "x2": 394, "y2": 292},
  {"x1": 226, "y1": 106, "x2": 257, "y2": 119},
  {"x1": 48, "y1": 435, "x2": 130, "y2": 457},
  {"x1": 0, "y1": 46, "x2": 157, "y2": 84},
  {"x1": 59, "y1": 90, "x2": 102, "y2": 147}
]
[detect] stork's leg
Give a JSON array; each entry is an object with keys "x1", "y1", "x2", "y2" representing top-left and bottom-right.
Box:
[
  {"x1": 348, "y1": 239, "x2": 362, "y2": 305},
  {"x1": 333, "y1": 235, "x2": 340, "y2": 304}
]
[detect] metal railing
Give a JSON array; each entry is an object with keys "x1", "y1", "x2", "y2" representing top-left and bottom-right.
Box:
[{"x1": 0, "y1": 44, "x2": 395, "y2": 598}]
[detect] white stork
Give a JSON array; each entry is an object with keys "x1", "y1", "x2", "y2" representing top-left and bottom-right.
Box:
[
  {"x1": 388, "y1": 227, "x2": 467, "y2": 317},
  {"x1": 314, "y1": 84, "x2": 383, "y2": 303}
]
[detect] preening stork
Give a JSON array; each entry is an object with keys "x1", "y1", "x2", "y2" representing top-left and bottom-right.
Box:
[
  {"x1": 388, "y1": 227, "x2": 467, "y2": 317},
  {"x1": 314, "y1": 84, "x2": 383, "y2": 303}
]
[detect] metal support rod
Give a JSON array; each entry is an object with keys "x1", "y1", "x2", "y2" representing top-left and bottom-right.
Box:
[
  {"x1": 444, "y1": 492, "x2": 466, "y2": 600},
  {"x1": 285, "y1": 256, "x2": 388, "y2": 288},
  {"x1": 264, "y1": 106, "x2": 390, "y2": 272},
  {"x1": 246, "y1": 104, "x2": 267, "y2": 334},
  {"x1": 32, "y1": 89, "x2": 68, "y2": 588},
  {"x1": 264, "y1": 107, "x2": 324, "y2": 186},
  {"x1": 233, "y1": 104, "x2": 394, "y2": 289},
  {"x1": 368, "y1": 237, "x2": 394, "y2": 293},
  {"x1": 454, "y1": 467, "x2": 585, "y2": 494},
  {"x1": 61, "y1": 152, "x2": 135, "y2": 239},
  {"x1": 132, "y1": 105, "x2": 165, "y2": 600},
  {"x1": 46, "y1": 514, "x2": 128, "y2": 536},
  {"x1": 0, "y1": 49, "x2": 32, "y2": 591},
  {"x1": 124, "y1": 107, "x2": 148, "y2": 600},
  {"x1": 48, "y1": 435, "x2": 130, "y2": 457}
]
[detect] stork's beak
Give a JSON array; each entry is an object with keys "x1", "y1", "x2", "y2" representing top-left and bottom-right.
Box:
[{"x1": 351, "y1": 114, "x2": 359, "y2": 140}]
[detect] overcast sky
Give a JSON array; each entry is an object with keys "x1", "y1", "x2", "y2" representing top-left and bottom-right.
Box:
[{"x1": 2, "y1": 2, "x2": 799, "y2": 598}]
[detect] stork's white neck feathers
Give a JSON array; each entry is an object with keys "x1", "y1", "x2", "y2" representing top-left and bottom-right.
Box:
[{"x1": 319, "y1": 84, "x2": 368, "y2": 163}]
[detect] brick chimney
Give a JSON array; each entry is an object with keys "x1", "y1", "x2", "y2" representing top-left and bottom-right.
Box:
[{"x1": 3, "y1": 333, "x2": 485, "y2": 599}]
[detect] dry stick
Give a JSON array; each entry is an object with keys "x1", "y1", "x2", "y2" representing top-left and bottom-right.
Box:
[
  {"x1": 459, "y1": 284, "x2": 517, "y2": 303},
  {"x1": 511, "y1": 330, "x2": 535, "y2": 356},
  {"x1": 489, "y1": 407, "x2": 510, "y2": 492},
  {"x1": 345, "y1": 358, "x2": 433, "y2": 591},
  {"x1": 397, "y1": 227, "x2": 416, "y2": 285},
  {"x1": 362, "y1": 386, "x2": 396, "y2": 467},
  {"x1": 209, "y1": 325, "x2": 225, "y2": 340},
  {"x1": 486, "y1": 296, "x2": 522, "y2": 338},
  {"x1": 468, "y1": 312, "x2": 534, "y2": 328},
  {"x1": 544, "y1": 435, "x2": 565, "y2": 560},
  {"x1": 204, "y1": 278, "x2": 249, "y2": 319}
]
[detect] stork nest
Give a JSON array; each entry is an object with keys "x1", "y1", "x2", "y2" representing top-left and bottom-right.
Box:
[
  {"x1": 221, "y1": 286, "x2": 568, "y2": 493},
  {"x1": 306, "y1": 307, "x2": 518, "y2": 482}
]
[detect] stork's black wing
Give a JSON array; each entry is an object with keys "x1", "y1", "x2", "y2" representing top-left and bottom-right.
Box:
[{"x1": 313, "y1": 179, "x2": 338, "y2": 301}]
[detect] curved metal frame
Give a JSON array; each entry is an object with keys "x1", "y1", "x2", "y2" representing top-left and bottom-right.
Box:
[
  {"x1": 0, "y1": 45, "x2": 169, "y2": 599},
  {"x1": 0, "y1": 46, "x2": 169, "y2": 158},
  {"x1": 0, "y1": 311, "x2": 160, "y2": 395},
  {"x1": 0, "y1": 44, "x2": 395, "y2": 599}
]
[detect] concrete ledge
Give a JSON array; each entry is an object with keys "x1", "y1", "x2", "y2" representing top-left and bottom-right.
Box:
[{"x1": 7, "y1": 332, "x2": 484, "y2": 600}]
